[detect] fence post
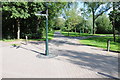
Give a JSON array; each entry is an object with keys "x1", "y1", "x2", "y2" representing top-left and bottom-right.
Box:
[
  {"x1": 26, "y1": 36, "x2": 28, "y2": 45},
  {"x1": 107, "y1": 39, "x2": 110, "y2": 52}
]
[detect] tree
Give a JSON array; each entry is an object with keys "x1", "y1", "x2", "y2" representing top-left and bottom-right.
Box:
[
  {"x1": 2, "y1": 2, "x2": 67, "y2": 39},
  {"x1": 54, "y1": 17, "x2": 65, "y2": 30},
  {"x1": 109, "y1": 2, "x2": 120, "y2": 42},
  {"x1": 80, "y1": 3, "x2": 91, "y2": 33},
  {"x1": 2, "y1": 2, "x2": 30, "y2": 39},
  {"x1": 85, "y1": 2, "x2": 112, "y2": 34},
  {"x1": 85, "y1": 15, "x2": 93, "y2": 34},
  {"x1": 96, "y1": 14, "x2": 112, "y2": 34},
  {"x1": 63, "y1": 2, "x2": 82, "y2": 36}
]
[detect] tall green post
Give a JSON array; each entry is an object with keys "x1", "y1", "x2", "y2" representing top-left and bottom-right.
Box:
[{"x1": 45, "y1": 9, "x2": 49, "y2": 56}]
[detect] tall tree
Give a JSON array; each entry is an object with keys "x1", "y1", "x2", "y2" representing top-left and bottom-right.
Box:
[
  {"x1": 80, "y1": 3, "x2": 90, "y2": 33},
  {"x1": 65, "y1": 8, "x2": 82, "y2": 36},
  {"x1": 85, "y1": 15, "x2": 93, "y2": 34},
  {"x1": 109, "y1": 2, "x2": 120, "y2": 42},
  {"x1": 2, "y1": 2, "x2": 30, "y2": 39},
  {"x1": 85, "y1": 2, "x2": 111, "y2": 34},
  {"x1": 54, "y1": 17, "x2": 65, "y2": 30},
  {"x1": 63, "y1": 2, "x2": 82, "y2": 36},
  {"x1": 2, "y1": 2, "x2": 67, "y2": 39}
]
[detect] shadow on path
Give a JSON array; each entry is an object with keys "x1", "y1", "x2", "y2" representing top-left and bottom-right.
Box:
[
  {"x1": 56, "y1": 49, "x2": 118, "y2": 78},
  {"x1": 97, "y1": 72, "x2": 120, "y2": 79},
  {"x1": 13, "y1": 45, "x2": 45, "y2": 55}
]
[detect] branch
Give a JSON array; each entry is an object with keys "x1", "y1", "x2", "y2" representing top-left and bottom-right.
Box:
[{"x1": 95, "y1": 7, "x2": 111, "y2": 20}]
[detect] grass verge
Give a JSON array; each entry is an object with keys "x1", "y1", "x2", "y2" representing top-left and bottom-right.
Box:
[
  {"x1": 61, "y1": 31, "x2": 113, "y2": 37},
  {"x1": 2, "y1": 39, "x2": 24, "y2": 42},
  {"x1": 80, "y1": 36, "x2": 120, "y2": 52},
  {"x1": 61, "y1": 31, "x2": 93, "y2": 37}
]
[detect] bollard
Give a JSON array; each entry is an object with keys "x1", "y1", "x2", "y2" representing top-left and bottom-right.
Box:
[
  {"x1": 107, "y1": 40, "x2": 110, "y2": 52},
  {"x1": 25, "y1": 36, "x2": 28, "y2": 45}
]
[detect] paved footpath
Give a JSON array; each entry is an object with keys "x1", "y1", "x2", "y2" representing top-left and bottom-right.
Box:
[{"x1": 1, "y1": 32, "x2": 119, "y2": 78}]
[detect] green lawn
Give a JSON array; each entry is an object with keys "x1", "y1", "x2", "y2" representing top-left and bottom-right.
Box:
[
  {"x1": 2, "y1": 39, "x2": 24, "y2": 42},
  {"x1": 80, "y1": 36, "x2": 120, "y2": 52},
  {"x1": 2, "y1": 31, "x2": 55, "y2": 42},
  {"x1": 93, "y1": 34, "x2": 113, "y2": 36},
  {"x1": 61, "y1": 31, "x2": 113, "y2": 37},
  {"x1": 61, "y1": 31, "x2": 93, "y2": 37}
]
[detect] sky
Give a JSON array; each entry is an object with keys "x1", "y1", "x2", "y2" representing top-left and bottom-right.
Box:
[
  {"x1": 77, "y1": 2, "x2": 112, "y2": 16},
  {"x1": 59, "y1": 2, "x2": 113, "y2": 19}
]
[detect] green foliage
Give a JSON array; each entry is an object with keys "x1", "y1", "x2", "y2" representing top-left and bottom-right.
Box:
[
  {"x1": 54, "y1": 17, "x2": 65, "y2": 30},
  {"x1": 85, "y1": 2, "x2": 111, "y2": 34},
  {"x1": 28, "y1": 30, "x2": 55, "y2": 41},
  {"x1": 2, "y1": 2, "x2": 67, "y2": 39},
  {"x1": 96, "y1": 14, "x2": 112, "y2": 34},
  {"x1": 109, "y1": 2, "x2": 120, "y2": 33},
  {"x1": 2, "y1": 2, "x2": 30, "y2": 19},
  {"x1": 63, "y1": 5, "x2": 83, "y2": 32},
  {"x1": 12, "y1": 44, "x2": 20, "y2": 47},
  {"x1": 84, "y1": 15, "x2": 93, "y2": 34}
]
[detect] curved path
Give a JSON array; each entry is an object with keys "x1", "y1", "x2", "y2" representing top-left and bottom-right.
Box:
[{"x1": 1, "y1": 31, "x2": 119, "y2": 78}]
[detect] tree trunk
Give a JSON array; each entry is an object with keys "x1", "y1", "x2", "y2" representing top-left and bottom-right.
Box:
[
  {"x1": 36, "y1": 18, "x2": 41, "y2": 32},
  {"x1": 68, "y1": 31, "x2": 69, "y2": 36},
  {"x1": 17, "y1": 19, "x2": 20, "y2": 39},
  {"x1": 83, "y1": 28, "x2": 84, "y2": 33},
  {"x1": 75, "y1": 26, "x2": 77, "y2": 37},
  {"x1": 67, "y1": 26, "x2": 69, "y2": 36},
  {"x1": 12, "y1": 24, "x2": 15, "y2": 39},
  {"x1": 92, "y1": 9, "x2": 95, "y2": 34},
  {"x1": 113, "y1": 25, "x2": 116, "y2": 42},
  {"x1": 12, "y1": 19, "x2": 15, "y2": 39},
  {"x1": 113, "y1": 2, "x2": 116, "y2": 42},
  {"x1": 79, "y1": 30, "x2": 80, "y2": 37}
]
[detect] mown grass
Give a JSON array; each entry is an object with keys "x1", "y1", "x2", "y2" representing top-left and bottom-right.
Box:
[
  {"x1": 80, "y1": 36, "x2": 120, "y2": 52},
  {"x1": 2, "y1": 31, "x2": 55, "y2": 42},
  {"x1": 61, "y1": 31, "x2": 93, "y2": 37},
  {"x1": 61, "y1": 31, "x2": 113, "y2": 37},
  {"x1": 2, "y1": 39, "x2": 24, "y2": 42},
  {"x1": 94, "y1": 34, "x2": 113, "y2": 36}
]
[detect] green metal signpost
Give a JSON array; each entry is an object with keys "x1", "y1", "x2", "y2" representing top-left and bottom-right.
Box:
[
  {"x1": 45, "y1": 9, "x2": 49, "y2": 56},
  {"x1": 35, "y1": 9, "x2": 49, "y2": 56}
]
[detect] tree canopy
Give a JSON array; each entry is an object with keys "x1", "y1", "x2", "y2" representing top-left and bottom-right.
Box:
[
  {"x1": 2, "y1": 2, "x2": 119, "y2": 42},
  {"x1": 2, "y1": 2, "x2": 67, "y2": 39}
]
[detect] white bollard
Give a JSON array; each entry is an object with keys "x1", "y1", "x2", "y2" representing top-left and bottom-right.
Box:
[
  {"x1": 107, "y1": 40, "x2": 110, "y2": 52},
  {"x1": 26, "y1": 36, "x2": 28, "y2": 45}
]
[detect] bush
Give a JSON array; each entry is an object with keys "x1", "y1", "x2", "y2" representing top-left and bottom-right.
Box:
[{"x1": 24, "y1": 33, "x2": 42, "y2": 39}]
